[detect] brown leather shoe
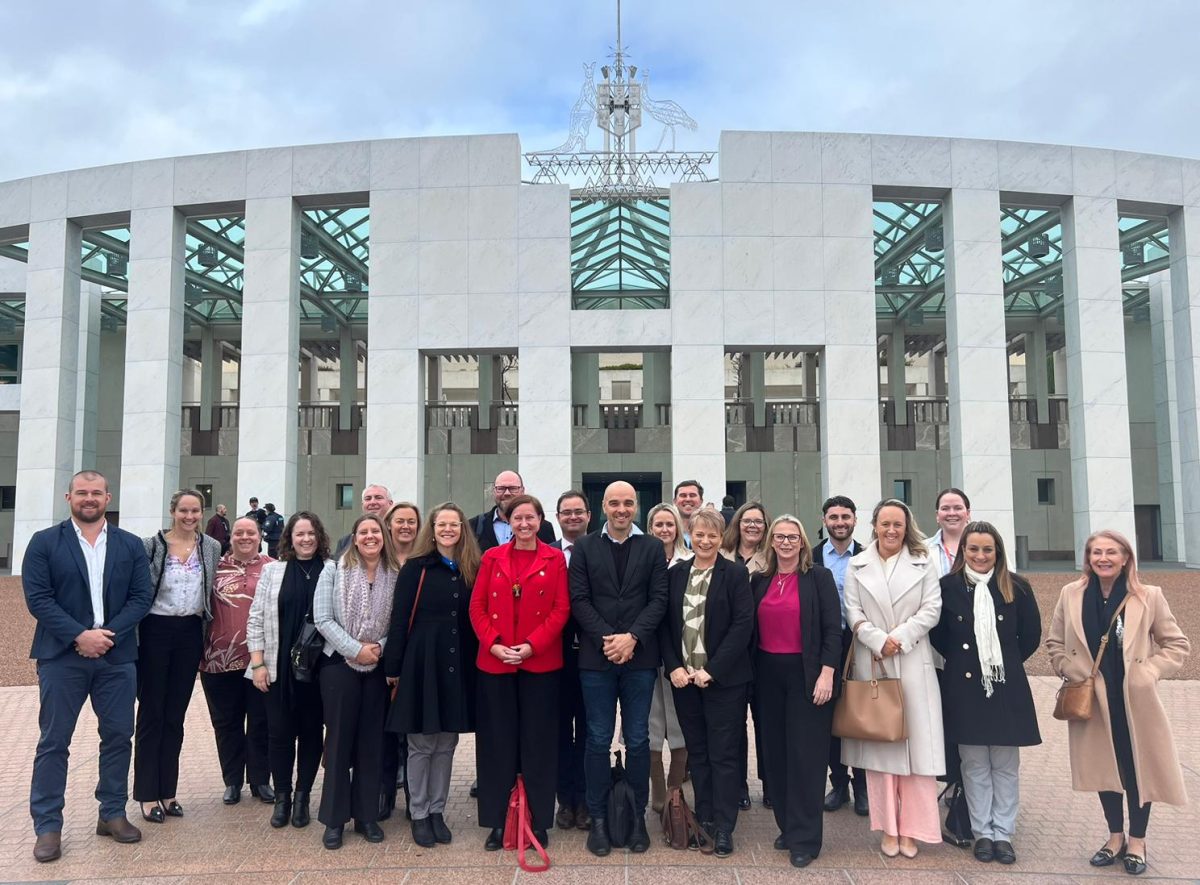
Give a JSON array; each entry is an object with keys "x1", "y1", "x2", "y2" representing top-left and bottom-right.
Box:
[
  {"x1": 96, "y1": 815, "x2": 142, "y2": 843},
  {"x1": 33, "y1": 832, "x2": 61, "y2": 862}
]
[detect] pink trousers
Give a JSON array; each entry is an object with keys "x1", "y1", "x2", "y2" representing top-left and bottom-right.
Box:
[{"x1": 865, "y1": 770, "x2": 942, "y2": 844}]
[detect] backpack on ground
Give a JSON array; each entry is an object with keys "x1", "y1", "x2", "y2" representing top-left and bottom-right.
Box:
[{"x1": 606, "y1": 751, "x2": 638, "y2": 848}]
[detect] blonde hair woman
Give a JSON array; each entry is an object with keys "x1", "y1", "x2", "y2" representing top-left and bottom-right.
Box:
[{"x1": 1045, "y1": 529, "x2": 1190, "y2": 876}]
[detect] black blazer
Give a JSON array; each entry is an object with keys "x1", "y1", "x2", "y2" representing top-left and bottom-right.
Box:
[
  {"x1": 23, "y1": 519, "x2": 154, "y2": 664},
  {"x1": 568, "y1": 532, "x2": 668, "y2": 670},
  {"x1": 471, "y1": 507, "x2": 556, "y2": 552},
  {"x1": 750, "y1": 565, "x2": 843, "y2": 696},
  {"x1": 930, "y1": 572, "x2": 1042, "y2": 747},
  {"x1": 659, "y1": 556, "x2": 753, "y2": 687}
]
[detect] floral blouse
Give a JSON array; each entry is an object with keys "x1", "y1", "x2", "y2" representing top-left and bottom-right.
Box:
[{"x1": 200, "y1": 553, "x2": 272, "y2": 673}]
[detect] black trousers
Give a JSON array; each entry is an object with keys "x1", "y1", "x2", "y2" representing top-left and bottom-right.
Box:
[
  {"x1": 200, "y1": 670, "x2": 270, "y2": 788},
  {"x1": 739, "y1": 690, "x2": 771, "y2": 801},
  {"x1": 134, "y1": 614, "x2": 203, "y2": 802},
  {"x1": 380, "y1": 728, "x2": 407, "y2": 805},
  {"x1": 476, "y1": 670, "x2": 560, "y2": 830},
  {"x1": 556, "y1": 658, "x2": 587, "y2": 808},
  {"x1": 672, "y1": 681, "x2": 747, "y2": 833},
  {"x1": 1099, "y1": 680, "x2": 1151, "y2": 838},
  {"x1": 263, "y1": 671, "x2": 324, "y2": 793},
  {"x1": 828, "y1": 627, "x2": 866, "y2": 794},
  {"x1": 319, "y1": 657, "x2": 387, "y2": 826},
  {"x1": 756, "y1": 652, "x2": 832, "y2": 857}
]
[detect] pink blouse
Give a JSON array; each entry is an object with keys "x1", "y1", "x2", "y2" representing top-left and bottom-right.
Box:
[{"x1": 757, "y1": 573, "x2": 803, "y2": 653}]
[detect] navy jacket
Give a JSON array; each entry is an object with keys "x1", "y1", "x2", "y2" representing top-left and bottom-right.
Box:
[{"x1": 23, "y1": 519, "x2": 154, "y2": 664}]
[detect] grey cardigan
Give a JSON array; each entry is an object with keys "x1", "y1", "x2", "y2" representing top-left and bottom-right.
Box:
[{"x1": 142, "y1": 531, "x2": 222, "y2": 621}]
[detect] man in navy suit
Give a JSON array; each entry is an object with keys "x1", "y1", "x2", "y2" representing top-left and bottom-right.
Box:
[{"x1": 23, "y1": 470, "x2": 154, "y2": 862}]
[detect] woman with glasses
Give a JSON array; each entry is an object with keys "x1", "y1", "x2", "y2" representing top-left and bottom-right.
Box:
[
  {"x1": 751, "y1": 516, "x2": 842, "y2": 869},
  {"x1": 842, "y1": 499, "x2": 944, "y2": 860},
  {"x1": 384, "y1": 503, "x2": 481, "y2": 849},
  {"x1": 720, "y1": 502, "x2": 770, "y2": 574}
]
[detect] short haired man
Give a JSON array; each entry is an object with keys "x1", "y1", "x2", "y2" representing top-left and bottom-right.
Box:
[
  {"x1": 551, "y1": 491, "x2": 592, "y2": 830},
  {"x1": 334, "y1": 484, "x2": 393, "y2": 559},
  {"x1": 262, "y1": 503, "x2": 285, "y2": 558},
  {"x1": 812, "y1": 495, "x2": 868, "y2": 816},
  {"x1": 246, "y1": 497, "x2": 266, "y2": 528},
  {"x1": 471, "y1": 470, "x2": 556, "y2": 552},
  {"x1": 672, "y1": 480, "x2": 703, "y2": 546},
  {"x1": 23, "y1": 470, "x2": 154, "y2": 862},
  {"x1": 206, "y1": 504, "x2": 231, "y2": 556},
  {"x1": 569, "y1": 481, "x2": 668, "y2": 856}
]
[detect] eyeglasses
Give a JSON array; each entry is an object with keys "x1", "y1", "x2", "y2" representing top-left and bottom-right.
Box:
[
  {"x1": 740, "y1": 518, "x2": 765, "y2": 527},
  {"x1": 772, "y1": 533, "x2": 801, "y2": 544},
  {"x1": 557, "y1": 509, "x2": 588, "y2": 518},
  {"x1": 494, "y1": 485, "x2": 523, "y2": 494}
]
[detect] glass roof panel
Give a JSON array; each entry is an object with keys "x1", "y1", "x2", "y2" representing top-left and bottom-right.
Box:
[{"x1": 572, "y1": 196, "x2": 669, "y2": 309}]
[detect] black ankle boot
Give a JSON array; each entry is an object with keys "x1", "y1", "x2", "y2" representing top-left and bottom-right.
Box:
[
  {"x1": 270, "y1": 792, "x2": 292, "y2": 829},
  {"x1": 291, "y1": 790, "x2": 311, "y2": 828}
]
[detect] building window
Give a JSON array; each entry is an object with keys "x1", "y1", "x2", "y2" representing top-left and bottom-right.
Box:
[
  {"x1": 0, "y1": 485, "x2": 14, "y2": 510},
  {"x1": 1037, "y1": 477, "x2": 1056, "y2": 505},
  {"x1": 336, "y1": 483, "x2": 355, "y2": 510},
  {"x1": 195, "y1": 484, "x2": 214, "y2": 509},
  {"x1": 892, "y1": 479, "x2": 912, "y2": 505},
  {"x1": 611, "y1": 380, "x2": 632, "y2": 400}
]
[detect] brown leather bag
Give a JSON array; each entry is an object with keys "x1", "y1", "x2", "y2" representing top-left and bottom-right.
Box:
[
  {"x1": 660, "y1": 787, "x2": 714, "y2": 853},
  {"x1": 1053, "y1": 597, "x2": 1129, "y2": 722},
  {"x1": 831, "y1": 631, "x2": 907, "y2": 743}
]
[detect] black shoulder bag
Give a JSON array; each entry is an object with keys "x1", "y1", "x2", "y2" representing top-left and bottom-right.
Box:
[{"x1": 290, "y1": 566, "x2": 325, "y2": 683}]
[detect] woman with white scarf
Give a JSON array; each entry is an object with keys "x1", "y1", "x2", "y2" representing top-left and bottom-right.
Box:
[
  {"x1": 930, "y1": 521, "x2": 1041, "y2": 866},
  {"x1": 313, "y1": 513, "x2": 399, "y2": 849}
]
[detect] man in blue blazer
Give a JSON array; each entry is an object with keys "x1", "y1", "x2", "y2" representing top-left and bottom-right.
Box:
[{"x1": 23, "y1": 470, "x2": 154, "y2": 862}]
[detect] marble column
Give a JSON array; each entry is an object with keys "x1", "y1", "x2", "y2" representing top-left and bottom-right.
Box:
[
  {"x1": 1051, "y1": 349, "x2": 1067, "y2": 396},
  {"x1": 943, "y1": 187, "x2": 1015, "y2": 555},
  {"x1": 571, "y1": 352, "x2": 601, "y2": 429},
  {"x1": 1149, "y1": 277, "x2": 1184, "y2": 562},
  {"x1": 519, "y1": 345, "x2": 572, "y2": 526},
  {"x1": 641, "y1": 351, "x2": 666, "y2": 428},
  {"x1": 237, "y1": 197, "x2": 300, "y2": 515},
  {"x1": 1061, "y1": 196, "x2": 1136, "y2": 561},
  {"x1": 199, "y1": 327, "x2": 220, "y2": 432},
  {"x1": 338, "y1": 326, "x2": 356, "y2": 431},
  {"x1": 119, "y1": 207, "x2": 186, "y2": 538},
  {"x1": 1168, "y1": 205, "x2": 1200, "y2": 566},
  {"x1": 671, "y1": 344, "x2": 726, "y2": 506},
  {"x1": 889, "y1": 324, "x2": 907, "y2": 424},
  {"x1": 365, "y1": 185, "x2": 422, "y2": 505},
  {"x1": 13, "y1": 218, "x2": 82, "y2": 572},
  {"x1": 75, "y1": 281, "x2": 101, "y2": 471},
  {"x1": 1025, "y1": 320, "x2": 1049, "y2": 423}
]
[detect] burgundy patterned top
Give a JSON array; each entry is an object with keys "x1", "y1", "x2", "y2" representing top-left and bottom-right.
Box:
[{"x1": 200, "y1": 552, "x2": 273, "y2": 673}]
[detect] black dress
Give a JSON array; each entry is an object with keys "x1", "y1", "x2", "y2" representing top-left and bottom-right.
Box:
[
  {"x1": 931, "y1": 573, "x2": 1042, "y2": 748},
  {"x1": 384, "y1": 554, "x2": 477, "y2": 735}
]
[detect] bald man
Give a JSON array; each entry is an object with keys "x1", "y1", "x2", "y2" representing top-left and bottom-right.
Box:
[
  {"x1": 568, "y1": 481, "x2": 667, "y2": 856},
  {"x1": 470, "y1": 470, "x2": 556, "y2": 551}
]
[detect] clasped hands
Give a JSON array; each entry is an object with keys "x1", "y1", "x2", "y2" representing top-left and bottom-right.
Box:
[
  {"x1": 355, "y1": 642, "x2": 382, "y2": 667},
  {"x1": 602, "y1": 632, "x2": 637, "y2": 665},
  {"x1": 877, "y1": 636, "x2": 902, "y2": 658},
  {"x1": 490, "y1": 642, "x2": 534, "y2": 666},
  {"x1": 74, "y1": 628, "x2": 114, "y2": 659},
  {"x1": 669, "y1": 666, "x2": 713, "y2": 689}
]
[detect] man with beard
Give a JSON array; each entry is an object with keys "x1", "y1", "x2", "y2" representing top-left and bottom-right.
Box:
[
  {"x1": 811, "y1": 495, "x2": 868, "y2": 817},
  {"x1": 23, "y1": 470, "x2": 155, "y2": 862},
  {"x1": 470, "y1": 470, "x2": 556, "y2": 551},
  {"x1": 671, "y1": 480, "x2": 703, "y2": 548}
]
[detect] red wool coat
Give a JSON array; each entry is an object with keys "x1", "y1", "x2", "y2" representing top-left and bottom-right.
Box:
[{"x1": 470, "y1": 540, "x2": 570, "y2": 674}]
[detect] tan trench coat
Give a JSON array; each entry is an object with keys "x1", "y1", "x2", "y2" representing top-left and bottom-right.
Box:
[
  {"x1": 841, "y1": 542, "x2": 945, "y2": 777},
  {"x1": 1046, "y1": 580, "x2": 1190, "y2": 806}
]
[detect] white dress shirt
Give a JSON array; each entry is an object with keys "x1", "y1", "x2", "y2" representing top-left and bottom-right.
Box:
[{"x1": 72, "y1": 519, "x2": 108, "y2": 628}]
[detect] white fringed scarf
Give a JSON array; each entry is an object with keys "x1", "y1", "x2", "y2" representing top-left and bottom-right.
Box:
[{"x1": 964, "y1": 565, "x2": 1005, "y2": 697}]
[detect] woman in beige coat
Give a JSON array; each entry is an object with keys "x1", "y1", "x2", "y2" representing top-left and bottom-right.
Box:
[
  {"x1": 1046, "y1": 529, "x2": 1190, "y2": 876},
  {"x1": 843, "y1": 498, "x2": 944, "y2": 859}
]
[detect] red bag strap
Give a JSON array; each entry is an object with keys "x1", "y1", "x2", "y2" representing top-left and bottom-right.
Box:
[
  {"x1": 514, "y1": 775, "x2": 550, "y2": 872},
  {"x1": 407, "y1": 568, "x2": 427, "y2": 635}
]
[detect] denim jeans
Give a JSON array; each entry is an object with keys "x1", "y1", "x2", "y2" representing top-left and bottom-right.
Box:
[{"x1": 579, "y1": 666, "x2": 656, "y2": 818}]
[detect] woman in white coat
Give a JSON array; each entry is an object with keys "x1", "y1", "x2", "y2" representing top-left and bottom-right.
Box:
[{"x1": 842, "y1": 498, "x2": 944, "y2": 859}]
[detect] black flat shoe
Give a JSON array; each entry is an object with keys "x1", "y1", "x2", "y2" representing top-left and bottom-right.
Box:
[
  {"x1": 993, "y1": 840, "x2": 1016, "y2": 864},
  {"x1": 469, "y1": 779, "x2": 479, "y2": 797},
  {"x1": 738, "y1": 794, "x2": 752, "y2": 811},
  {"x1": 161, "y1": 800, "x2": 184, "y2": 817},
  {"x1": 484, "y1": 827, "x2": 504, "y2": 851},
  {"x1": 853, "y1": 790, "x2": 869, "y2": 816},
  {"x1": 291, "y1": 790, "x2": 311, "y2": 828},
  {"x1": 556, "y1": 805, "x2": 575, "y2": 829},
  {"x1": 533, "y1": 828, "x2": 549, "y2": 846},
  {"x1": 223, "y1": 785, "x2": 241, "y2": 805},
  {"x1": 823, "y1": 785, "x2": 849, "y2": 812},
  {"x1": 140, "y1": 804, "x2": 164, "y2": 824},
  {"x1": 323, "y1": 825, "x2": 343, "y2": 849},
  {"x1": 762, "y1": 796, "x2": 773, "y2": 809},
  {"x1": 411, "y1": 816, "x2": 436, "y2": 848},
  {"x1": 714, "y1": 830, "x2": 733, "y2": 857},
  {"x1": 774, "y1": 833, "x2": 787, "y2": 850},
  {"x1": 429, "y1": 812, "x2": 452, "y2": 843},
  {"x1": 586, "y1": 818, "x2": 611, "y2": 857},
  {"x1": 1123, "y1": 851, "x2": 1147, "y2": 875},
  {"x1": 270, "y1": 794, "x2": 292, "y2": 828},
  {"x1": 790, "y1": 851, "x2": 816, "y2": 868},
  {"x1": 354, "y1": 821, "x2": 385, "y2": 843},
  {"x1": 628, "y1": 818, "x2": 650, "y2": 853},
  {"x1": 974, "y1": 837, "x2": 995, "y2": 862},
  {"x1": 1091, "y1": 839, "x2": 1127, "y2": 867},
  {"x1": 249, "y1": 783, "x2": 275, "y2": 803}
]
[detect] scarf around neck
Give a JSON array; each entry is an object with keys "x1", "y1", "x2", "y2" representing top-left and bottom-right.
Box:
[
  {"x1": 338, "y1": 561, "x2": 397, "y2": 672},
  {"x1": 964, "y1": 564, "x2": 1005, "y2": 697}
]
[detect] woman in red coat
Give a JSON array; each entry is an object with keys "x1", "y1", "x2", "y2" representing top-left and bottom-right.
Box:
[{"x1": 469, "y1": 494, "x2": 570, "y2": 850}]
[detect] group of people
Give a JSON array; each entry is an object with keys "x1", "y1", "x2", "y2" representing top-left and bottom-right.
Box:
[{"x1": 23, "y1": 470, "x2": 1190, "y2": 876}]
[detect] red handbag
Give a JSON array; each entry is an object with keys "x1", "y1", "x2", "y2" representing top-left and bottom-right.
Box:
[{"x1": 502, "y1": 774, "x2": 549, "y2": 872}]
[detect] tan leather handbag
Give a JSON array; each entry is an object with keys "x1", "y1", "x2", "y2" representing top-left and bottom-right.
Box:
[
  {"x1": 1053, "y1": 597, "x2": 1129, "y2": 722},
  {"x1": 832, "y1": 631, "x2": 907, "y2": 742},
  {"x1": 660, "y1": 786, "x2": 714, "y2": 853}
]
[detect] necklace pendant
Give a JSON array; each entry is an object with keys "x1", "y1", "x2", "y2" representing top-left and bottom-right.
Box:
[{"x1": 512, "y1": 583, "x2": 521, "y2": 599}]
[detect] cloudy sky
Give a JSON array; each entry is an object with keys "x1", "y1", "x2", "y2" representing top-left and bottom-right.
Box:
[{"x1": 2, "y1": 0, "x2": 1198, "y2": 182}]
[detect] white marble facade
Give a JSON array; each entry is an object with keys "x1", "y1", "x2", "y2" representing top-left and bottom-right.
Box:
[{"x1": 2, "y1": 132, "x2": 1199, "y2": 571}]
